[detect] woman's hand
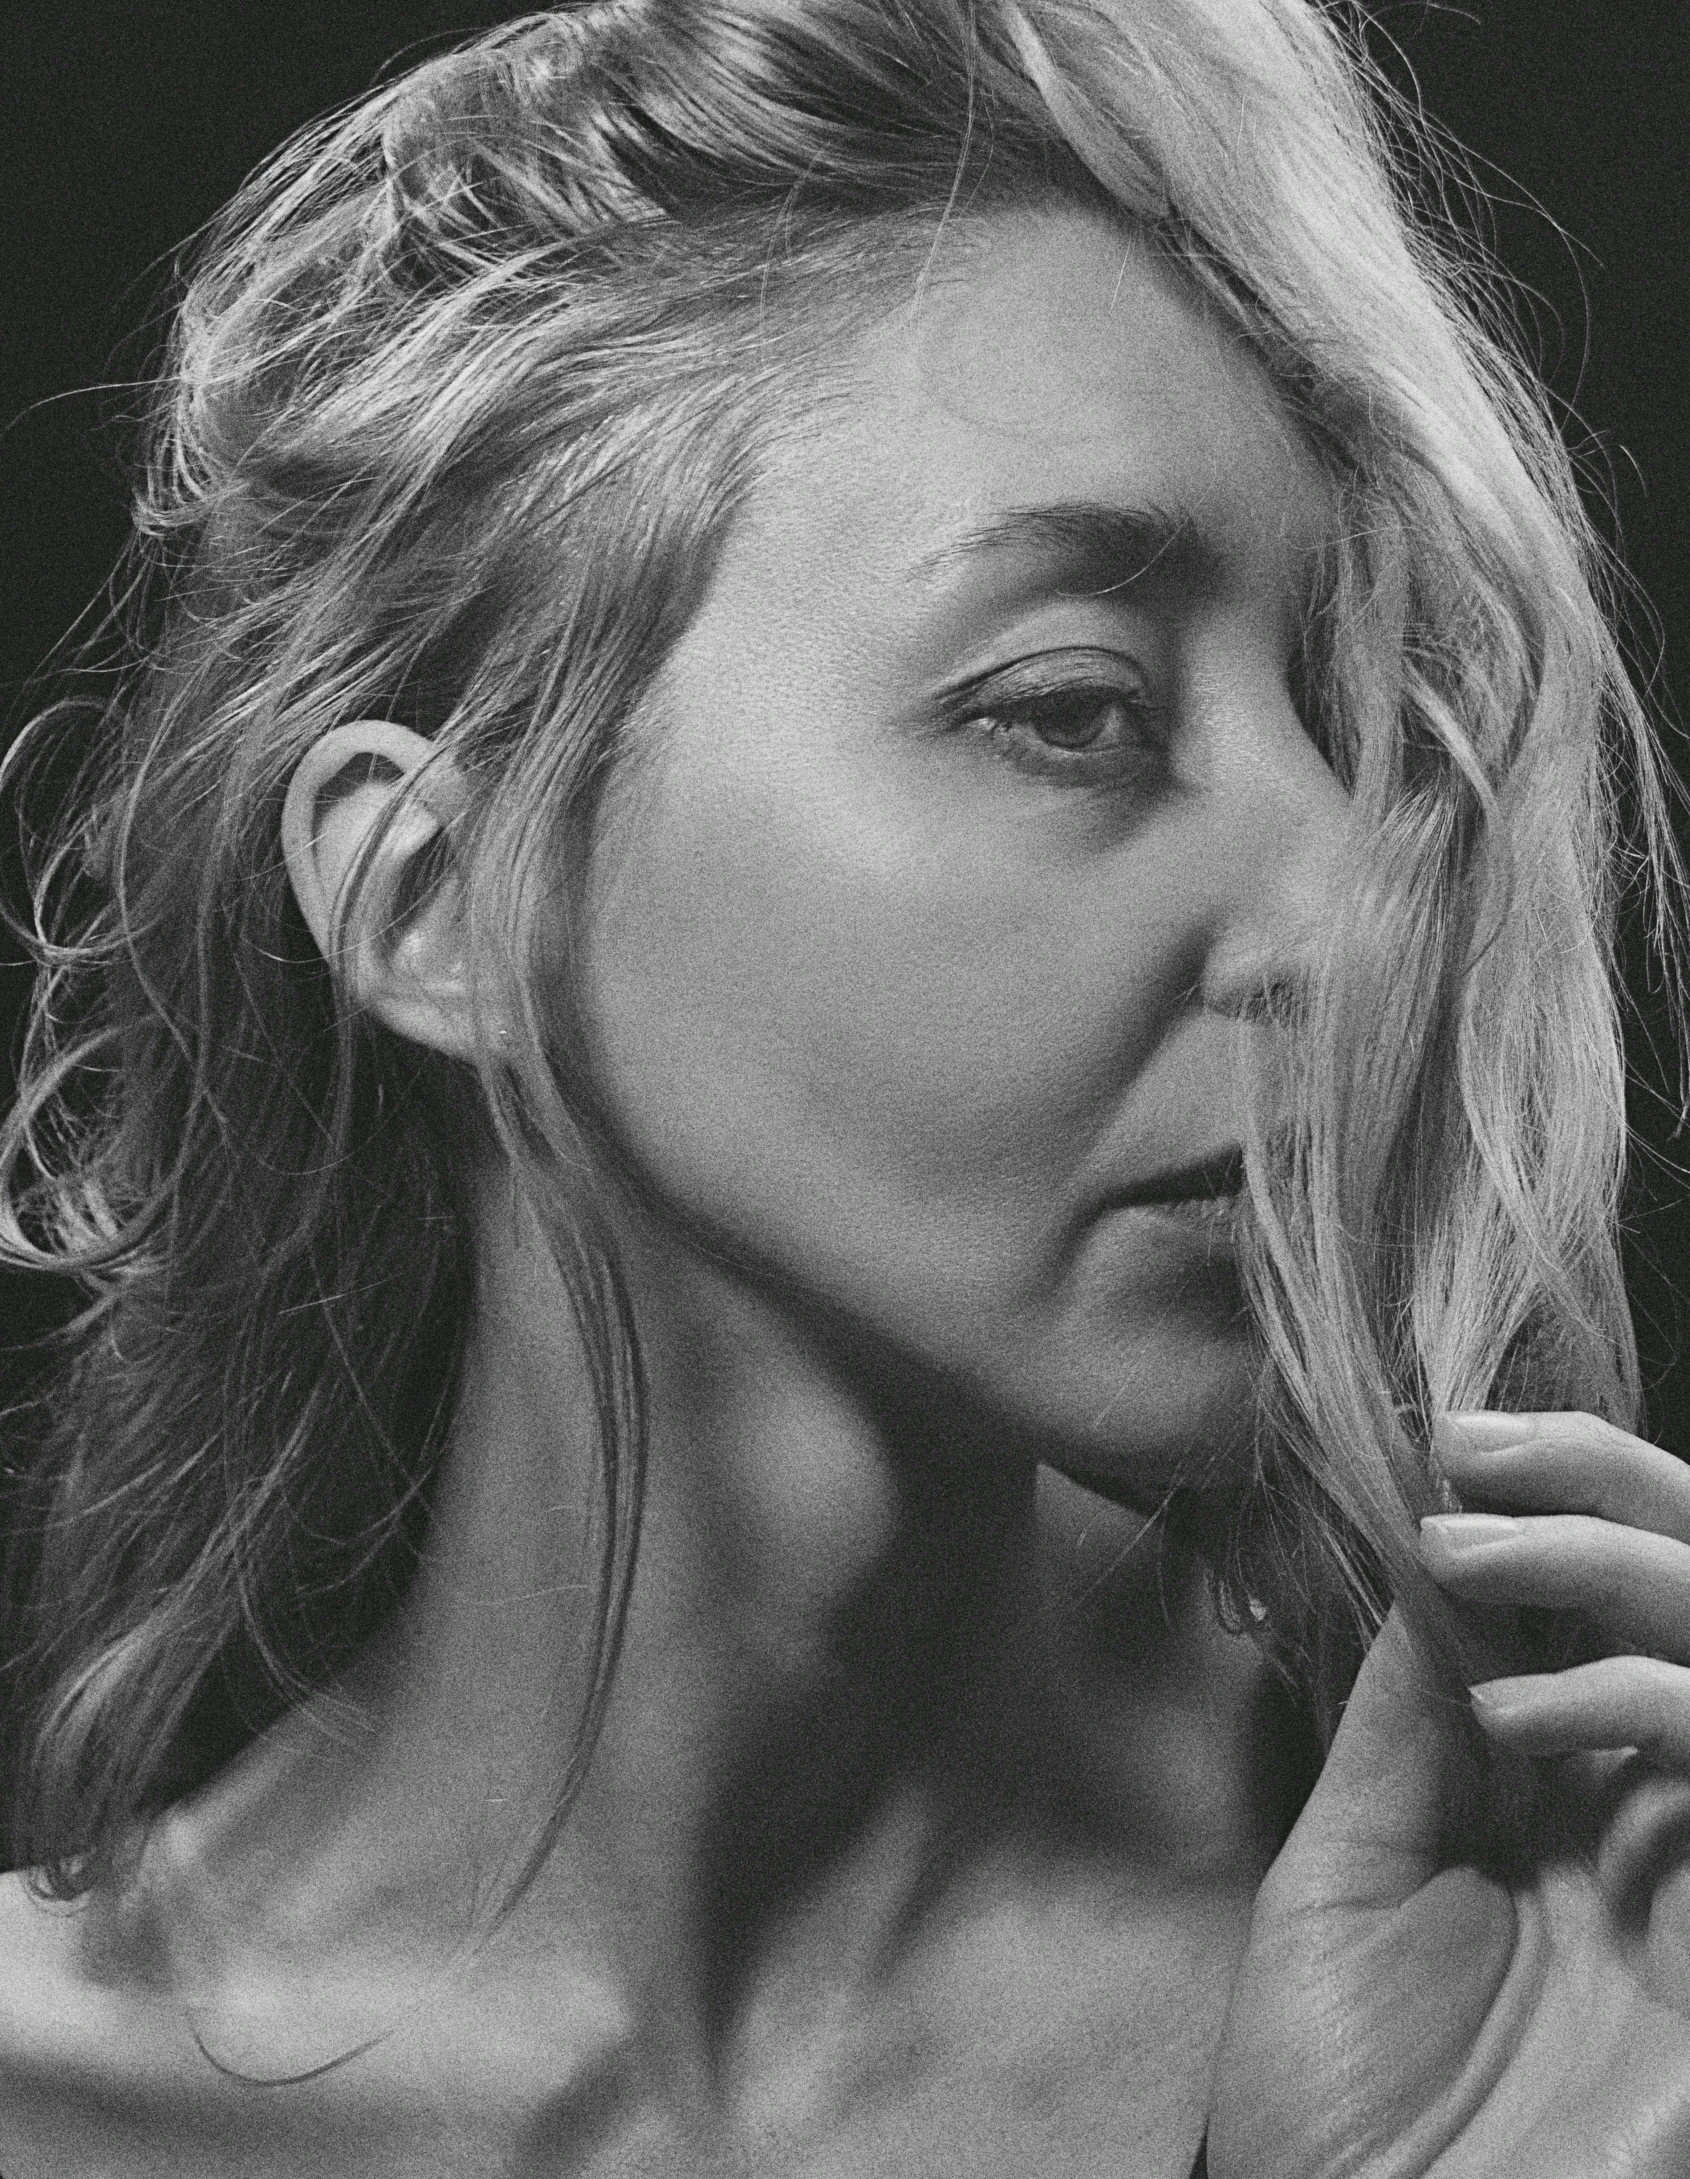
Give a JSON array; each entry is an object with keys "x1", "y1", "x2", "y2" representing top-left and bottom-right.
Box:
[{"x1": 1208, "y1": 1410, "x2": 1690, "y2": 2179}]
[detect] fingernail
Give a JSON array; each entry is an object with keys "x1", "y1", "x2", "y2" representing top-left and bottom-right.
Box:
[
  {"x1": 1468, "y1": 1678, "x2": 1535, "y2": 1719},
  {"x1": 1420, "y1": 1512, "x2": 1525, "y2": 1553},
  {"x1": 1435, "y1": 1411, "x2": 1538, "y2": 1452}
]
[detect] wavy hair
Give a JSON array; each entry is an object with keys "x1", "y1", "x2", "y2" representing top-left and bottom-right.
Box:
[{"x1": 2, "y1": 0, "x2": 1682, "y2": 1894}]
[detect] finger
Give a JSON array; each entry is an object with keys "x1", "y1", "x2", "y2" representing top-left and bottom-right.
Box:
[
  {"x1": 1433, "y1": 1411, "x2": 1690, "y2": 1549},
  {"x1": 1469, "y1": 1656, "x2": 1690, "y2": 1767},
  {"x1": 1260, "y1": 1609, "x2": 1468, "y2": 1914},
  {"x1": 1420, "y1": 1511, "x2": 1690, "y2": 1661}
]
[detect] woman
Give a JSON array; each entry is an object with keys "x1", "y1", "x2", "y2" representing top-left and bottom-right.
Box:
[{"x1": 1, "y1": 0, "x2": 1688, "y2": 2170}]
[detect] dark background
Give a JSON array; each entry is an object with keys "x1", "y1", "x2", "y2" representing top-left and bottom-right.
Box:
[{"x1": 2, "y1": 1, "x2": 1687, "y2": 1442}]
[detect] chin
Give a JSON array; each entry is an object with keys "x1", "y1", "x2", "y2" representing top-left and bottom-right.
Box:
[{"x1": 1012, "y1": 1312, "x2": 1261, "y2": 1511}]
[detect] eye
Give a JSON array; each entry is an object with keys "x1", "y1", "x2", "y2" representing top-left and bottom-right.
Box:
[
  {"x1": 947, "y1": 653, "x2": 1165, "y2": 784},
  {"x1": 978, "y1": 688, "x2": 1143, "y2": 753}
]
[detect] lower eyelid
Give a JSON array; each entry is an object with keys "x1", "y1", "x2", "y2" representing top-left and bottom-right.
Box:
[{"x1": 976, "y1": 714, "x2": 1162, "y2": 784}]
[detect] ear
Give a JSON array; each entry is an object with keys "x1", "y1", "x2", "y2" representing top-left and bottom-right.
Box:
[{"x1": 281, "y1": 721, "x2": 478, "y2": 1060}]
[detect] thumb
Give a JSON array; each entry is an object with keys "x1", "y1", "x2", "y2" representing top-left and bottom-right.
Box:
[
  {"x1": 1212, "y1": 1616, "x2": 1526, "y2": 2179},
  {"x1": 1267, "y1": 1607, "x2": 1478, "y2": 1913}
]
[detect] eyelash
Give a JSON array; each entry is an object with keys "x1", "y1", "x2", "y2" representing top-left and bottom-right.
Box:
[{"x1": 945, "y1": 655, "x2": 1165, "y2": 784}]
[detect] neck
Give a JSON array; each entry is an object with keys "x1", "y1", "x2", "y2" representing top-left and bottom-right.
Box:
[
  {"x1": 118, "y1": 1170, "x2": 1290, "y2": 2114},
  {"x1": 331, "y1": 1178, "x2": 1057, "y2": 2054}
]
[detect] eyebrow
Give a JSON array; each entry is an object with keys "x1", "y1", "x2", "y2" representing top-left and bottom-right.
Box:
[{"x1": 909, "y1": 500, "x2": 1222, "y2": 599}]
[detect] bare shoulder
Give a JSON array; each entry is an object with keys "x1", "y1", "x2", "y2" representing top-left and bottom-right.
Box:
[
  {"x1": 0, "y1": 1862, "x2": 78, "y2": 1990},
  {"x1": 0, "y1": 1842, "x2": 651, "y2": 2179},
  {"x1": 0, "y1": 1864, "x2": 148, "y2": 2055},
  {"x1": 0, "y1": 1867, "x2": 196, "y2": 2178}
]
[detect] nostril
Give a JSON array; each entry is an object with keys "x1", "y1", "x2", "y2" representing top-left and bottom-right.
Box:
[{"x1": 1200, "y1": 919, "x2": 1313, "y2": 1024}]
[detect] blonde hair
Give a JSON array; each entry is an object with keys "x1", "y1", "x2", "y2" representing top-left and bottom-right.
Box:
[{"x1": 2, "y1": 0, "x2": 1681, "y2": 1893}]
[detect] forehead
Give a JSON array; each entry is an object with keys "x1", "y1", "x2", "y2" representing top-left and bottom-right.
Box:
[{"x1": 730, "y1": 205, "x2": 1334, "y2": 618}]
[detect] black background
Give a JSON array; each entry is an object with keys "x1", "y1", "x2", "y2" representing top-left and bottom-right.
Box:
[{"x1": 2, "y1": 1, "x2": 1687, "y2": 1443}]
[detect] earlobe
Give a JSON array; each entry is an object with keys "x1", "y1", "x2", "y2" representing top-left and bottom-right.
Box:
[{"x1": 281, "y1": 721, "x2": 479, "y2": 1060}]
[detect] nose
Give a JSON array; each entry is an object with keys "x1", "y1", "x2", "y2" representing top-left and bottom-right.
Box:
[{"x1": 1197, "y1": 692, "x2": 1354, "y2": 1021}]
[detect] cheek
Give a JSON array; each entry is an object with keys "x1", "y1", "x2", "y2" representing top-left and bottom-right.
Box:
[{"x1": 578, "y1": 729, "x2": 1172, "y2": 1295}]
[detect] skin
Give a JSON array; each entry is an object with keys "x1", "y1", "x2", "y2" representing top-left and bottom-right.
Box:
[
  {"x1": 1213, "y1": 1409, "x2": 1690, "y2": 2178},
  {"x1": 2, "y1": 204, "x2": 1689, "y2": 2177}
]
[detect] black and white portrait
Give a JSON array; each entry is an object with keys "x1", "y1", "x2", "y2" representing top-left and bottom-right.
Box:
[{"x1": 0, "y1": 4, "x2": 1687, "y2": 2172}]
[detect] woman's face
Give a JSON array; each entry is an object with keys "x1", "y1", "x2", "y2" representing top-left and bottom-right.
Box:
[{"x1": 581, "y1": 205, "x2": 1349, "y2": 1504}]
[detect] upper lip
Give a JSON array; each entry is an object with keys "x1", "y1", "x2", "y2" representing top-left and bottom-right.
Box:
[{"x1": 1114, "y1": 1145, "x2": 1247, "y2": 1205}]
